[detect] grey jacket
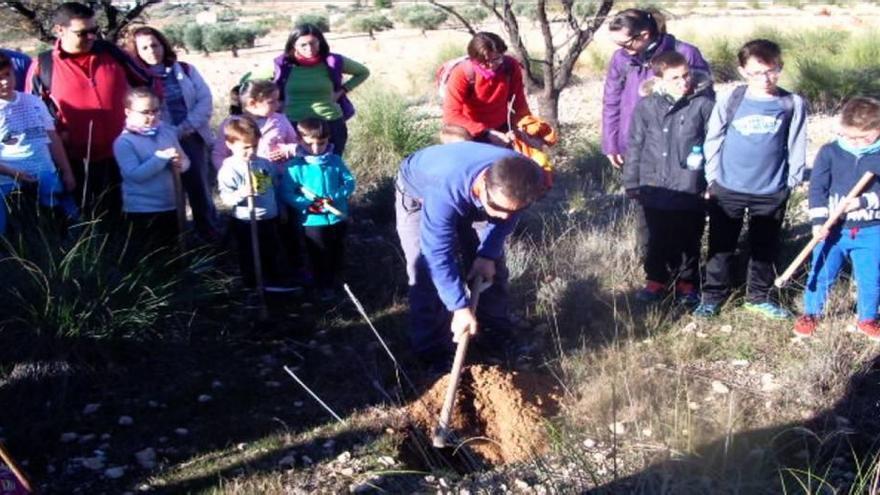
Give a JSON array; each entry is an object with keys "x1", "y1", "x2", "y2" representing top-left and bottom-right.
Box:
[{"x1": 624, "y1": 71, "x2": 715, "y2": 210}]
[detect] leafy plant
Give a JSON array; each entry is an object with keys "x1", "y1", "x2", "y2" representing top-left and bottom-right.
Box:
[
  {"x1": 459, "y1": 5, "x2": 489, "y2": 25},
  {"x1": 394, "y1": 5, "x2": 448, "y2": 34},
  {"x1": 294, "y1": 13, "x2": 331, "y2": 33},
  {"x1": 374, "y1": 0, "x2": 392, "y2": 7},
  {"x1": 183, "y1": 24, "x2": 206, "y2": 55},
  {"x1": 348, "y1": 13, "x2": 393, "y2": 39}
]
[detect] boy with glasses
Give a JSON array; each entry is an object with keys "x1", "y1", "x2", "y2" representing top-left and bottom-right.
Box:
[{"x1": 695, "y1": 39, "x2": 808, "y2": 319}]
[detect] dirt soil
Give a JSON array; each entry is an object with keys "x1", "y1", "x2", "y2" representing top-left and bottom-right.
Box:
[{"x1": 406, "y1": 365, "x2": 561, "y2": 465}]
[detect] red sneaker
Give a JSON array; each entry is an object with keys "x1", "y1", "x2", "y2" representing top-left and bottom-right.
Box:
[
  {"x1": 793, "y1": 315, "x2": 819, "y2": 337},
  {"x1": 857, "y1": 319, "x2": 880, "y2": 341}
]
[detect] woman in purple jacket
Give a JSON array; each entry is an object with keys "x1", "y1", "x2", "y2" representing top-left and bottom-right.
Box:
[{"x1": 602, "y1": 9, "x2": 710, "y2": 168}]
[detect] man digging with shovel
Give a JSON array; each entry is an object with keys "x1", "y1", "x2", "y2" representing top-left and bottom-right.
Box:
[{"x1": 395, "y1": 140, "x2": 546, "y2": 376}]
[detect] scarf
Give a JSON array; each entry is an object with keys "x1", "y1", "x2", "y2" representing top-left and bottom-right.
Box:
[
  {"x1": 837, "y1": 137, "x2": 880, "y2": 157},
  {"x1": 294, "y1": 53, "x2": 323, "y2": 67},
  {"x1": 472, "y1": 60, "x2": 498, "y2": 80},
  {"x1": 299, "y1": 143, "x2": 335, "y2": 161},
  {"x1": 125, "y1": 117, "x2": 158, "y2": 136},
  {"x1": 653, "y1": 79, "x2": 687, "y2": 102}
]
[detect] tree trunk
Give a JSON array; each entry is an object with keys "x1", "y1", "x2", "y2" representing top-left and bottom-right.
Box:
[
  {"x1": 231, "y1": 47, "x2": 238, "y2": 57},
  {"x1": 539, "y1": 87, "x2": 560, "y2": 129}
]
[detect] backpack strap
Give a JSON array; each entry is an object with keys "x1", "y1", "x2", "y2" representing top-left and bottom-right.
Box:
[
  {"x1": 178, "y1": 61, "x2": 192, "y2": 77},
  {"x1": 35, "y1": 50, "x2": 58, "y2": 120},
  {"x1": 325, "y1": 52, "x2": 344, "y2": 91},
  {"x1": 724, "y1": 85, "x2": 748, "y2": 131}
]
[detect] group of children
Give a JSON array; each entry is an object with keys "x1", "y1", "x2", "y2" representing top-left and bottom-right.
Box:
[
  {"x1": 626, "y1": 38, "x2": 880, "y2": 339},
  {"x1": 0, "y1": 49, "x2": 355, "y2": 301}
]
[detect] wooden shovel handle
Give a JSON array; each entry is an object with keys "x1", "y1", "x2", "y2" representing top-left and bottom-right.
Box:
[{"x1": 0, "y1": 442, "x2": 33, "y2": 493}]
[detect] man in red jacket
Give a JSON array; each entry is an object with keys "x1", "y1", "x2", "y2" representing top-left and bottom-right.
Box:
[{"x1": 26, "y1": 2, "x2": 150, "y2": 219}]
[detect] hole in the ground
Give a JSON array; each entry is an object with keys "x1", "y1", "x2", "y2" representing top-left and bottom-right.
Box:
[{"x1": 399, "y1": 365, "x2": 562, "y2": 473}]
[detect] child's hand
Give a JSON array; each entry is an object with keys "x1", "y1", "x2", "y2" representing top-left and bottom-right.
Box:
[
  {"x1": 61, "y1": 169, "x2": 76, "y2": 191},
  {"x1": 155, "y1": 147, "x2": 179, "y2": 161},
  {"x1": 268, "y1": 147, "x2": 288, "y2": 162},
  {"x1": 844, "y1": 197, "x2": 863, "y2": 212},
  {"x1": 812, "y1": 225, "x2": 830, "y2": 240},
  {"x1": 606, "y1": 154, "x2": 624, "y2": 169},
  {"x1": 170, "y1": 156, "x2": 185, "y2": 172}
]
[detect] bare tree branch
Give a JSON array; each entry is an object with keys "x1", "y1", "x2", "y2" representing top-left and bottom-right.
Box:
[
  {"x1": 426, "y1": 0, "x2": 476, "y2": 35},
  {"x1": 3, "y1": 1, "x2": 54, "y2": 42},
  {"x1": 535, "y1": 0, "x2": 554, "y2": 92},
  {"x1": 555, "y1": 0, "x2": 615, "y2": 90}
]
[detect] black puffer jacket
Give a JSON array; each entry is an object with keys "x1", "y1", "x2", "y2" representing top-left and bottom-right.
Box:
[{"x1": 624, "y1": 71, "x2": 715, "y2": 210}]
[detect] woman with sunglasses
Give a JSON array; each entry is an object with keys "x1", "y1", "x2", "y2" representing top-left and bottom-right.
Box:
[
  {"x1": 123, "y1": 26, "x2": 219, "y2": 241},
  {"x1": 442, "y1": 32, "x2": 531, "y2": 148},
  {"x1": 602, "y1": 8, "x2": 710, "y2": 169}
]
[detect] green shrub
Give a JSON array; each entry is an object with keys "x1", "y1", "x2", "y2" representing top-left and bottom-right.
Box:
[
  {"x1": 394, "y1": 5, "x2": 448, "y2": 34},
  {"x1": 294, "y1": 13, "x2": 331, "y2": 32},
  {"x1": 512, "y1": 2, "x2": 538, "y2": 20},
  {"x1": 459, "y1": 5, "x2": 489, "y2": 25},
  {"x1": 200, "y1": 25, "x2": 268, "y2": 57},
  {"x1": 703, "y1": 37, "x2": 740, "y2": 83},
  {"x1": 254, "y1": 13, "x2": 293, "y2": 32},
  {"x1": 374, "y1": 0, "x2": 392, "y2": 7},
  {"x1": 574, "y1": 0, "x2": 598, "y2": 18},
  {"x1": 183, "y1": 24, "x2": 206, "y2": 55},
  {"x1": 164, "y1": 23, "x2": 189, "y2": 53},
  {"x1": 348, "y1": 13, "x2": 393, "y2": 39},
  {"x1": 216, "y1": 8, "x2": 240, "y2": 22}
]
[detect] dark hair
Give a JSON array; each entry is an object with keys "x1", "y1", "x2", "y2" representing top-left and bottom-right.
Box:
[
  {"x1": 53, "y1": 2, "x2": 95, "y2": 27},
  {"x1": 224, "y1": 116, "x2": 262, "y2": 144},
  {"x1": 841, "y1": 97, "x2": 880, "y2": 131},
  {"x1": 650, "y1": 50, "x2": 687, "y2": 76},
  {"x1": 284, "y1": 23, "x2": 330, "y2": 60},
  {"x1": 467, "y1": 32, "x2": 507, "y2": 64},
  {"x1": 608, "y1": 8, "x2": 660, "y2": 40},
  {"x1": 485, "y1": 156, "x2": 546, "y2": 206},
  {"x1": 296, "y1": 118, "x2": 330, "y2": 140},
  {"x1": 737, "y1": 39, "x2": 783, "y2": 67},
  {"x1": 229, "y1": 84, "x2": 243, "y2": 115},
  {"x1": 0, "y1": 52, "x2": 10, "y2": 72},
  {"x1": 123, "y1": 26, "x2": 177, "y2": 65},
  {"x1": 237, "y1": 79, "x2": 279, "y2": 107},
  {"x1": 124, "y1": 86, "x2": 159, "y2": 108}
]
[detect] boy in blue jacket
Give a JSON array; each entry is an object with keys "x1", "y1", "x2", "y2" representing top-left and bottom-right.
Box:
[
  {"x1": 794, "y1": 97, "x2": 880, "y2": 340},
  {"x1": 280, "y1": 119, "x2": 355, "y2": 302}
]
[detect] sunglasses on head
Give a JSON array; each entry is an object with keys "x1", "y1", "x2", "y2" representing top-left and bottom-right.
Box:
[{"x1": 484, "y1": 186, "x2": 524, "y2": 215}]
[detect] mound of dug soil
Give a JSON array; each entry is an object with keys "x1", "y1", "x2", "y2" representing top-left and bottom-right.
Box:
[{"x1": 406, "y1": 365, "x2": 561, "y2": 464}]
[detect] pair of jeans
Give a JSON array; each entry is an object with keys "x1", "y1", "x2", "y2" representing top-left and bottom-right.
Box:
[
  {"x1": 179, "y1": 134, "x2": 218, "y2": 236},
  {"x1": 703, "y1": 183, "x2": 789, "y2": 305},
  {"x1": 303, "y1": 222, "x2": 347, "y2": 289},
  {"x1": 643, "y1": 207, "x2": 704, "y2": 286},
  {"x1": 395, "y1": 185, "x2": 511, "y2": 357},
  {"x1": 804, "y1": 225, "x2": 880, "y2": 321},
  {"x1": 0, "y1": 171, "x2": 79, "y2": 236}
]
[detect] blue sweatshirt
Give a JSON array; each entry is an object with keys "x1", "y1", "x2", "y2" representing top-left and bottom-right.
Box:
[
  {"x1": 279, "y1": 150, "x2": 355, "y2": 227},
  {"x1": 113, "y1": 124, "x2": 190, "y2": 213},
  {"x1": 398, "y1": 141, "x2": 523, "y2": 311},
  {"x1": 808, "y1": 142, "x2": 880, "y2": 230}
]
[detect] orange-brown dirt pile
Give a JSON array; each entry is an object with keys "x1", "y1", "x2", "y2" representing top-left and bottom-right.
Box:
[{"x1": 406, "y1": 365, "x2": 561, "y2": 464}]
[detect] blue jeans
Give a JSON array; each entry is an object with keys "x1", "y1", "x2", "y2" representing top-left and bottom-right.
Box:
[
  {"x1": 395, "y1": 184, "x2": 511, "y2": 357},
  {"x1": 0, "y1": 171, "x2": 79, "y2": 235},
  {"x1": 803, "y1": 225, "x2": 880, "y2": 321}
]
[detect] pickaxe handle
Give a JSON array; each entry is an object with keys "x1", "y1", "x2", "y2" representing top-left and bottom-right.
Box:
[
  {"x1": 775, "y1": 171, "x2": 875, "y2": 287},
  {"x1": 300, "y1": 185, "x2": 347, "y2": 219},
  {"x1": 432, "y1": 277, "x2": 491, "y2": 448}
]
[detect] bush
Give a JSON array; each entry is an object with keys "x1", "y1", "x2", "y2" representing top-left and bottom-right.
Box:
[
  {"x1": 459, "y1": 5, "x2": 489, "y2": 25},
  {"x1": 348, "y1": 13, "x2": 393, "y2": 39},
  {"x1": 254, "y1": 13, "x2": 293, "y2": 32},
  {"x1": 574, "y1": 0, "x2": 598, "y2": 18},
  {"x1": 790, "y1": 33, "x2": 880, "y2": 112},
  {"x1": 183, "y1": 24, "x2": 206, "y2": 55},
  {"x1": 200, "y1": 25, "x2": 268, "y2": 57},
  {"x1": 394, "y1": 5, "x2": 448, "y2": 34},
  {"x1": 703, "y1": 37, "x2": 740, "y2": 83},
  {"x1": 512, "y1": 2, "x2": 538, "y2": 20},
  {"x1": 374, "y1": 0, "x2": 392, "y2": 7},
  {"x1": 294, "y1": 13, "x2": 331, "y2": 33},
  {"x1": 163, "y1": 23, "x2": 189, "y2": 54}
]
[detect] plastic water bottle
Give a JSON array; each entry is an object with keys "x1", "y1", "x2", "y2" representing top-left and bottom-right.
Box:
[{"x1": 686, "y1": 145, "x2": 704, "y2": 171}]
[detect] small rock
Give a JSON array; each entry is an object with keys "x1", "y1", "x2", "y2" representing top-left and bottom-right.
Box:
[
  {"x1": 424, "y1": 475, "x2": 436, "y2": 483},
  {"x1": 211, "y1": 380, "x2": 223, "y2": 389},
  {"x1": 236, "y1": 443, "x2": 247, "y2": 451},
  {"x1": 174, "y1": 428, "x2": 189, "y2": 436},
  {"x1": 197, "y1": 394, "x2": 212, "y2": 403},
  {"x1": 720, "y1": 324, "x2": 733, "y2": 333},
  {"x1": 135, "y1": 448, "x2": 157, "y2": 469},
  {"x1": 80, "y1": 457, "x2": 105, "y2": 470},
  {"x1": 731, "y1": 359, "x2": 749, "y2": 367},
  {"x1": 608, "y1": 422, "x2": 626, "y2": 435},
  {"x1": 60, "y1": 432, "x2": 78, "y2": 443},
  {"x1": 339, "y1": 467, "x2": 354, "y2": 476},
  {"x1": 278, "y1": 455, "x2": 296, "y2": 468},
  {"x1": 582, "y1": 438, "x2": 596, "y2": 448},
  {"x1": 104, "y1": 466, "x2": 125, "y2": 479},
  {"x1": 695, "y1": 331, "x2": 708, "y2": 338},
  {"x1": 118, "y1": 416, "x2": 134, "y2": 426},
  {"x1": 681, "y1": 322, "x2": 697, "y2": 333},
  {"x1": 760, "y1": 373, "x2": 780, "y2": 392},
  {"x1": 83, "y1": 403, "x2": 101, "y2": 415},
  {"x1": 439, "y1": 478, "x2": 449, "y2": 488},
  {"x1": 514, "y1": 479, "x2": 530, "y2": 490},
  {"x1": 688, "y1": 401, "x2": 700, "y2": 411},
  {"x1": 137, "y1": 483, "x2": 151, "y2": 492},
  {"x1": 711, "y1": 380, "x2": 730, "y2": 395},
  {"x1": 642, "y1": 428, "x2": 653, "y2": 437},
  {"x1": 336, "y1": 451, "x2": 351, "y2": 463}
]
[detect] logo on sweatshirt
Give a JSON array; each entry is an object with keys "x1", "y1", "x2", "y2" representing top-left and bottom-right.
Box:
[
  {"x1": 251, "y1": 169, "x2": 272, "y2": 195},
  {"x1": 732, "y1": 115, "x2": 783, "y2": 136}
]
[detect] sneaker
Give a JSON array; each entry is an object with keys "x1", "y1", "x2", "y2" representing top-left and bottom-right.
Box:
[
  {"x1": 693, "y1": 302, "x2": 719, "y2": 318},
  {"x1": 743, "y1": 302, "x2": 792, "y2": 320},
  {"x1": 793, "y1": 315, "x2": 819, "y2": 337},
  {"x1": 635, "y1": 281, "x2": 666, "y2": 303},
  {"x1": 674, "y1": 282, "x2": 701, "y2": 306},
  {"x1": 857, "y1": 319, "x2": 880, "y2": 341}
]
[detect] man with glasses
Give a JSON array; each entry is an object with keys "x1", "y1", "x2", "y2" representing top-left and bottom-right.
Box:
[
  {"x1": 395, "y1": 141, "x2": 546, "y2": 372},
  {"x1": 26, "y1": 2, "x2": 150, "y2": 218}
]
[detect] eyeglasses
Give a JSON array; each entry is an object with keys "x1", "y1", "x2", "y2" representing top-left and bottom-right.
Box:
[
  {"x1": 484, "y1": 186, "x2": 524, "y2": 215},
  {"x1": 132, "y1": 108, "x2": 160, "y2": 116},
  {"x1": 615, "y1": 35, "x2": 639, "y2": 50},
  {"x1": 69, "y1": 27, "x2": 100, "y2": 38},
  {"x1": 744, "y1": 67, "x2": 782, "y2": 80}
]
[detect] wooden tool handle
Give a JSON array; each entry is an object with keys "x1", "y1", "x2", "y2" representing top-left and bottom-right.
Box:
[
  {"x1": 172, "y1": 166, "x2": 186, "y2": 253},
  {"x1": 775, "y1": 171, "x2": 875, "y2": 287},
  {"x1": 0, "y1": 442, "x2": 33, "y2": 493}
]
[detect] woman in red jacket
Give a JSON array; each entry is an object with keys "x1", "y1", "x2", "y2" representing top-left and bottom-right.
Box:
[{"x1": 442, "y1": 32, "x2": 530, "y2": 147}]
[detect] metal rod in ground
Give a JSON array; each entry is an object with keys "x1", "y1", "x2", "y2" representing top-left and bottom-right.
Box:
[
  {"x1": 343, "y1": 283, "x2": 418, "y2": 393},
  {"x1": 0, "y1": 442, "x2": 33, "y2": 493},
  {"x1": 283, "y1": 365, "x2": 345, "y2": 425}
]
